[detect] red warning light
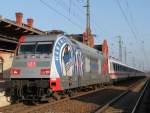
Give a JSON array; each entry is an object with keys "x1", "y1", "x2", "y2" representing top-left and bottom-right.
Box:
[{"x1": 10, "y1": 68, "x2": 21, "y2": 76}]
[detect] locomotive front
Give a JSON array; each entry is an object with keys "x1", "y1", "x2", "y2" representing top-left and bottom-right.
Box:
[{"x1": 10, "y1": 35, "x2": 55, "y2": 102}]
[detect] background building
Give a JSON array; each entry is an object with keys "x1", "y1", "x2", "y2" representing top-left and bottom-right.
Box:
[{"x1": 0, "y1": 12, "x2": 45, "y2": 80}]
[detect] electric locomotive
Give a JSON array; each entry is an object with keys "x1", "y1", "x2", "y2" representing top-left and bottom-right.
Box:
[{"x1": 10, "y1": 34, "x2": 109, "y2": 102}]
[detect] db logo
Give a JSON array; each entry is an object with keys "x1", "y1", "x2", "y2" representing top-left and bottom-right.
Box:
[{"x1": 27, "y1": 61, "x2": 36, "y2": 68}]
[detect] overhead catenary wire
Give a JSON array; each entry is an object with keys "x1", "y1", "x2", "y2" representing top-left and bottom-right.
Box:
[
  {"x1": 57, "y1": 0, "x2": 108, "y2": 40},
  {"x1": 124, "y1": 0, "x2": 150, "y2": 69},
  {"x1": 77, "y1": 0, "x2": 110, "y2": 37},
  {"x1": 39, "y1": 0, "x2": 82, "y2": 30},
  {"x1": 74, "y1": 0, "x2": 110, "y2": 37},
  {"x1": 116, "y1": 0, "x2": 149, "y2": 70},
  {"x1": 54, "y1": 0, "x2": 70, "y2": 13},
  {"x1": 40, "y1": 0, "x2": 106, "y2": 40},
  {"x1": 124, "y1": 0, "x2": 140, "y2": 37},
  {"x1": 116, "y1": 0, "x2": 137, "y2": 40},
  {"x1": 54, "y1": 0, "x2": 84, "y2": 24}
]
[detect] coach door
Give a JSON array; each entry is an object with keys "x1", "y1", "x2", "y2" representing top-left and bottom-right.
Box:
[{"x1": 0, "y1": 57, "x2": 3, "y2": 80}]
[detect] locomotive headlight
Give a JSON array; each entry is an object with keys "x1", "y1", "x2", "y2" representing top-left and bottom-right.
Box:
[
  {"x1": 40, "y1": 68, "x2": 50, "y2": 75},
  {"x1": 10, "y1": 68, "x2": 21, "y2": 76}
]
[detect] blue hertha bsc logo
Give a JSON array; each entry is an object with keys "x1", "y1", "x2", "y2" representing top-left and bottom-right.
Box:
[{"x1": 54, "y1": 36, "x2": 73, "y2": 76}]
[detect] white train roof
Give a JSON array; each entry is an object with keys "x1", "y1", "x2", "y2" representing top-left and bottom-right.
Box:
[{"x1": 109, "y1": 56, "x2": 141, "y2": 71}]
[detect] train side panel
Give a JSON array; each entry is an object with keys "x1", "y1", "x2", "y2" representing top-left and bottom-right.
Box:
[{"x1": 50, "y1": 36, "x2": 108, "y2": 91}]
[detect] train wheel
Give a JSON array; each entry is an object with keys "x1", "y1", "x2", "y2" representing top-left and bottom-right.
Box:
[
  {"x1": 68, "y1": 90, "x2": 74, "y2": 97},
  {"x1": 40, "y1": 95, "x2": 48, "y2": 103},
  {"x1": 52, "y1": 92, "x2": 61, "y2": 100}
]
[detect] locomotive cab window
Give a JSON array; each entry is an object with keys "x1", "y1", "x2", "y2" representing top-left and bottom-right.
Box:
[
  {"x1": 36, "y1": 42, "x2": 53, "y2": 54},
  {"x1": 18, "y1": 42, "x2": 54, "y2": 55},
  {"x1": 18, "y1": 43, "x2": 36, "y2": 54}
]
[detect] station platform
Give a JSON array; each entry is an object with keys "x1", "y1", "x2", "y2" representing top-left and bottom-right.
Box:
[{"x1": 0, "y1": 80, "x2": 11, "y2": 107}]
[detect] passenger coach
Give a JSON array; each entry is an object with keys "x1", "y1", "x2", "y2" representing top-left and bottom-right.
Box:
[{"x1": 108, "y1": 58, "x2": 145, "y2": 81}]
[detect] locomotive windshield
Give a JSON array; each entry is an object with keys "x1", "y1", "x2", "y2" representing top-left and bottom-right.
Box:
[
  {"x1": 19, "y1": 43, "x2": 35, "y2": 54},
  {"x1": 18, "y1": 42, "x2": 53, "y2": 55},
  {"x1": 36, "y1": 42, "x2": 53, "y2": 54}
]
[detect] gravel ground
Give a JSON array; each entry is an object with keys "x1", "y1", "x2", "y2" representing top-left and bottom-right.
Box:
[{"x1": 21, "y1": 88, "x2": 124, "y2": 113}]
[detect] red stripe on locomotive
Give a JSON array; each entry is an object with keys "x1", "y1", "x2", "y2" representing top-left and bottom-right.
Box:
[{"x1": 50, "y1": 78, "x2": 62, "y2": 91}]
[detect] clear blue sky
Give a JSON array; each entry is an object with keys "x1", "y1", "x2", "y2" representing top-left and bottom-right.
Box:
[{"x1": 0, "y1": 0, "x2": 150, "y2": 71}]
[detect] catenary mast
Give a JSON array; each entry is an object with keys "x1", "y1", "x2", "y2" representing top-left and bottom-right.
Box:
[{"x1": 83, "y1": 0, "x2": 94, "y2": 47}]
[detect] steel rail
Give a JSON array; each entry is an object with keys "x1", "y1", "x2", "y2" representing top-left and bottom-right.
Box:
[
  {"x1": 94, "y1": 78, "x2": 148, "y2": 113},
  {"x1": 131, "y1": 78, "x2": 149, "y2": 113}
]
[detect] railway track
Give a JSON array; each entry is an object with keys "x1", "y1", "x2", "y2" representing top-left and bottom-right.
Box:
[
  {"x1": 0, "y1": 78, "x2": 145, "y2": 113},
  {"x1": 0, "y1": 86, "x2": 110, "y2": 113},
  {"x1": 95, "y1": 78, "x2": 148, "y2": 113},
  {"x1": 131, "y1": 78, "x2": 150, "y2": 113}
]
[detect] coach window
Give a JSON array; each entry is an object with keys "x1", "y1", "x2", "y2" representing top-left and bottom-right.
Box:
[
  {"x1": 123, "y1": 66, "x2": 125, "y2": 71},
  {"x1": 124, "y1": 67, "x2": 126, "y2": 71},
  {"x1": 113, "y1": 63, "x2": 115, "y2": 71},
  {"x1": 122, "y1": 66, "x2": 124, "y2": 71},
  {"x1": 117, "y1": 64, "x2": 119, "y2": 71},
  {"x1": 114, "y1": 64, "x2": 115, "y2": 71},
  {"x1": 118, "y1": 65, "x2": 120, "y2": 71},
  {"x1": 115, "y1": 63, "x2": 117, "y2": 71},
  {"x1": 127, "y1": 68, "x2": 129, "y2": 71},
  {"x1": 125, "y1": 67, "x2": 127, "y2": 71},
  {"x1": 115, "y1": 64, "x2": 117, "y2": 71},
  {"x1": 119, "y1": 65, "x2": 120, "y2": 71},
  {"x1": 120, "y1": 66, "x2": 121, "y2": 71},
  {"x1": 129, "y1": 68, "x2": 131, "y2": 72},
  {"x1": 120, "y1": 65, "x2": 122, "y2": 71}
]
